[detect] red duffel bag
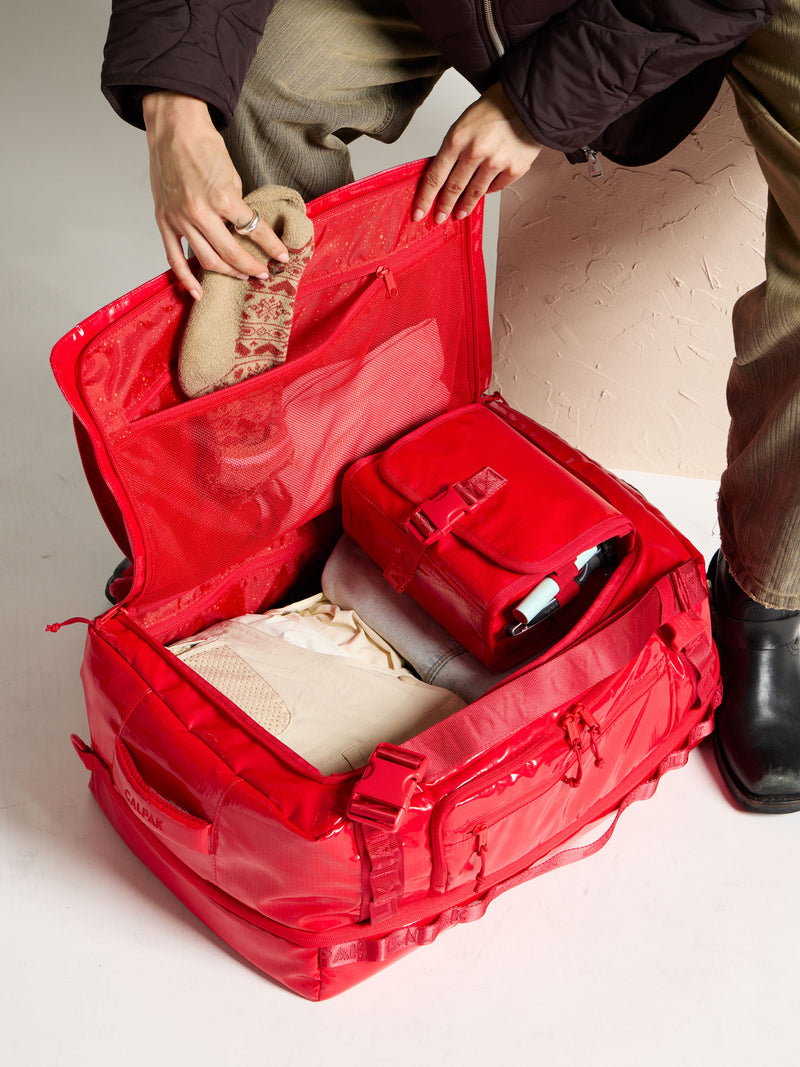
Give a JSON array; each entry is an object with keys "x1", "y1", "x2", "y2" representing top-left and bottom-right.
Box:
[{"x1": 50, "y1": 160, "x2": 719, "y2": 1001}]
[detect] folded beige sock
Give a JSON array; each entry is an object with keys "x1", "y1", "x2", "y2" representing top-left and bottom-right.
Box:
[{"x1": 178, "y1": 186, "x2": 314, "y2": 398}]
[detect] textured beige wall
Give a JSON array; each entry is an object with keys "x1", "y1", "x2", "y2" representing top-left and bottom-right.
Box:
[{"x1": 492, "y1": 83, "x2": 768, "y2": 480}]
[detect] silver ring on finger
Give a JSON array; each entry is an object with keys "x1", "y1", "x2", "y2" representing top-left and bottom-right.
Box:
[{"x1": 235, "y1": 208, "x2": 260, "y2": 235}]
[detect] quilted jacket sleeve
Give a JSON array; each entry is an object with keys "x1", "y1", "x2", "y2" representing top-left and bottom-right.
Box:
[
  {"x1": 101, "y1": 0, "x2": 275, "y2": 129},
  {"x1": 496, "y1": 0, "x2": 781, "y2": 152}
]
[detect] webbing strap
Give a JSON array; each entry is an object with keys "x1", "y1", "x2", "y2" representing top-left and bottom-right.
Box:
[
  {"x1": 360, "y1": 825, "x2": 405, "y2": 924},
  {"x1": 383, "y1": 466, "x2": 506, "y2": 592},
  {"x1": 352, "y1": 559, "x2": 713, "y2": 928},
  {"x1": 413, "y1": 560, "x2": 702, "y2": 783},
  {"x1": 322, "y1": 715, "x2": 714, "y2": 970}
]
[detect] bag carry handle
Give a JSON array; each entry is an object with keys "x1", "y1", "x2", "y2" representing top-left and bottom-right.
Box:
[
  {"x1": 110, "y1": 738, "x2": 214, "y2": 854},
  {"x1": 322, "y1": 715, "x2": 714, "y2": 970}
]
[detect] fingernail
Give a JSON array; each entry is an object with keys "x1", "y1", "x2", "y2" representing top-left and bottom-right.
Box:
[
  {"x1": 236, "y1": 273, "x2": 248, "y2": 280},
  {"x1": 190, "y1": 289, "x2": 202, "y2": 301},
  {"x1": 434, "y1": 211, "x2": 447, "y2": 225},
  {"x1": 412, "y1": 209, "x2": 425, "y2": 222},
  {"x1": 256, "y1": 272, "x2": 270, "y2": 280},
  {"x1": 277, "y1": 252, "x2": 290, "y2": 263},
  {"x1": 455, "y1": 209, "x2": 467, "y2": 220}
]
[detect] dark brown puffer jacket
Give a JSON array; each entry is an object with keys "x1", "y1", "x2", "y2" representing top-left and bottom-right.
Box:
[{"x1": 101, "y1": 0, "x2": 779, "y2": 165}]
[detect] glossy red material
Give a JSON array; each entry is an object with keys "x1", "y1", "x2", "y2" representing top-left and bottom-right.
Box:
[
  {"x1": 52, "y1": 160, "x2": 720, "y2": 1000},
  {"x1": 342, "y1": 402, "x2": 635, "y2": 669}
]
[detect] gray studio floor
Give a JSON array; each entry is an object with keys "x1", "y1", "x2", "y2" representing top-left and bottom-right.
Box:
[{"x1": 3, "y1": 5, "x2": 799, "y2": 1066}]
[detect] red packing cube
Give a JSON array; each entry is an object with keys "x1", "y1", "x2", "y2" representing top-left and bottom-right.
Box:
[
  {"x1": 50, "y1": 160, "x2": 719, "y2": 1001},
  {"x1": 342, "y1": 401, "x2": 635, "y2": 670}
]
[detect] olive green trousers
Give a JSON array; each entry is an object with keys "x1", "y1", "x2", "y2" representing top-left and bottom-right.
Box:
[
  {"x1": 721, "y1": 0, "x2": 800, "y2": 608},
  {"x1": 225, "y1": 0, "x2": 800, "y2": 608}
]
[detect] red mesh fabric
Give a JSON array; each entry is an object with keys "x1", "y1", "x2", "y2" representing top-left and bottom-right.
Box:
[{"x1": 67, "y1": 163, "x2": 492, "y2": 634}]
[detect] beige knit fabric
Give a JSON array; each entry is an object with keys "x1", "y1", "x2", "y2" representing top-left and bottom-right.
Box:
[{"x1": 178, "y1": 185, "x2": 314, "y2": 397}]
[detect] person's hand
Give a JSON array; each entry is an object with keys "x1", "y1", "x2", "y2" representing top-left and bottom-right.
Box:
[
  {"x1": 413, "y1": 82, "x2": 542, "y2": 224},
  {"x1": 142, "y1": 91, "x2": 290, "y2": 300}
]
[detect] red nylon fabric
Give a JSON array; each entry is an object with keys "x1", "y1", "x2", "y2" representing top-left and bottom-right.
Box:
[
  {"x1": 321, "y1": 715, "x2": 715, "y2": 971},
  {"x1": 51, "y1": 160, "x2": 720, "y2": 1000},
  {"x1": 51, "y1": 162, "x2": 492, "y2": 642},
  {"x1": 342, "y1": 402, "x2": 634, "y2": 669}
]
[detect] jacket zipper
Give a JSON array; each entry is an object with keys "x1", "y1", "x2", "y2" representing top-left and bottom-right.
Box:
[
  {"x1": 482, "y1": 0, "x2": 505, "y2": 60},
  {"x1": 582, "y1": 146, "x2": 604, "y2": 178},
  {"x1": 481, "y1": 2, "x2": 601, "y2": 182}
]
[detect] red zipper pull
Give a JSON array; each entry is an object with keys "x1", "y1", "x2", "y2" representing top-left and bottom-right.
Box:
[
  {"x1": 559, "y1": 711, "x2": 583, "y2": 788},
  {"x1": 474, "y1": 824, "x2": 489, "y2": 888},
  {"x1": 45, "y1": 617, "x2": 92, "y2": 633},
  {"x1": 376, "y1": 265, "x2": 398, "y2": 296},
  {"x1": 576, "y1": 704, "x2": 604, "y2": 767}
]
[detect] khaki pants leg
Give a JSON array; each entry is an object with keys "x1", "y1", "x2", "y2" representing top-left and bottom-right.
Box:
[
  {"x1": 720, "y1": 0, "x2": 800, "y2": 609},
  {"x1": 222, "y1": 0, "x2": 448, "y2": 200}
]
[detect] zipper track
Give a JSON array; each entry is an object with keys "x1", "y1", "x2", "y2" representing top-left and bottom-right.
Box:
[
  {"x1": 429, "y1": 658, "x2": 666, "y2": 891},
  {"x1": 132, "y1": 528, "x2": 321, "y2": 639},
  {"x1": 429, "y1": 721, "x2": 562, "y2": 892},
  {"x1": 456, "y1": 665, "x2": 664, "y2": 840},
  {"x1": 298, "y1": 227, "x2": 448, "y2": 297},
  {"x1": 482, "y1": 0, "x2": 505, "y2": 60},
  {"x1": 123, "y1": 231, "x2": 450, "y2": 431}
]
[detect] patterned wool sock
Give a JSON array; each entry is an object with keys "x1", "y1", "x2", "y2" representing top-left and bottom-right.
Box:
[{"x1": 178, "y1": 185, "x2": 314, "y2": 398}]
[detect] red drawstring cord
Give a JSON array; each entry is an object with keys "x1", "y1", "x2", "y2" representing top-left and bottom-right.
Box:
[{"x1": 45, "y1": 617, "x2": 92, "y2": 632}]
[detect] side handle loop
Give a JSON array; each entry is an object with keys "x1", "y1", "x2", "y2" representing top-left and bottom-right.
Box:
[{"x1": 111, "y1": 738, "x2": 214, "y2": 854}]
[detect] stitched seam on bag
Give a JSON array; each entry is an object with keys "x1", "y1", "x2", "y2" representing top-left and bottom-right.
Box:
[
  {"x1": 118, "y1": 687, "x2": 155, "y2": 733},
  {"x1": 210, "y1": 777, "x2": 242, "y2": 881},
  {"x1": 105, "y1": 621, "x2": 311, "y2": 832}
]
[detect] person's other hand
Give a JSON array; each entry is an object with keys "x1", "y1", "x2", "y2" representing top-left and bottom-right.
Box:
[
  {"x1": 413, "y1": 82, "x2": 542, "y2": 224},
  {"x1": 142, "y1": 91, "x2": 290, "y2": 299}
]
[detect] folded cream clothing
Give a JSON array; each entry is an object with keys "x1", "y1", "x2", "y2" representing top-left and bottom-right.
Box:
[
  {"x1": 321, "y1": 536, "x2": 516, "y2": 703},
  {"x1": 168, "y1": 594, "x2": 464, "y2": 775}
]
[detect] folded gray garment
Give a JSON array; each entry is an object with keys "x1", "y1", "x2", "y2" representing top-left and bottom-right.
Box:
[{"x1": 321, "y1": 535, "x2": 515, "y2": 704}]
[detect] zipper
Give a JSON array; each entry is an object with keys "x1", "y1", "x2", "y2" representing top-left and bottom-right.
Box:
[
  {"x1": 129, "y1": 235, "x2": 448, "y2": 432},
  {"x1": 473, "y1": 823, "x2": 489, "y2": 889},
  {"x1": 453, "y1": 705, "x2": 604, "y2": 892},
  {"x1": 376, "y1": 265, "x2": 398, "y2": 297},
  {"x1": 482, "y1": 0, "x2": 505, "y2": 60},
  {"x1": 432, "y1": 662, "x2": 664, "y2": 893},
  {"x1": 296, "y1": 227, "x2": 447, "y2": 297},
  {"x1": 430, "y1": 724, "x2": 562, "y2": 892},
  {"x1": 45, "y1": 616, "x2": 93, "y2": 632},
  {"x1": 582, "y1": 146, "x2": 604, "y2": 179},
  {"x1": 559, "y1": 703, "x2": 604, "y2": 788}
]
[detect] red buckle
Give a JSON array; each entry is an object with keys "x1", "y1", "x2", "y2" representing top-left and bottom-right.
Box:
[
  {"x1": 408, "y1": 484, "x2": 471, "y2": 545},
  {"x1": 347, "y1": 743, "x2": 429, "y2": 832}
]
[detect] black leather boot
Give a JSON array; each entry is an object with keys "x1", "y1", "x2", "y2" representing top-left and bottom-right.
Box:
[
  {"x1": 104, "y1": 558, "x2": 132, "y2": 604},
  {"x1": 709, "y1": 550, "x2": 800, "y2": 813}
]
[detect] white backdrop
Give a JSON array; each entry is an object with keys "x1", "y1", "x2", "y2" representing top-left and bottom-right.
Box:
[{"x1": 2, "y1": 5, "x2": 797, "y2": 1065}]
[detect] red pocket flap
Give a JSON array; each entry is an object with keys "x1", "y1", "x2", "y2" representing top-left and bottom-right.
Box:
[{"x1": 378, "y1": 404, "x2": 633, "y2": 574}]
